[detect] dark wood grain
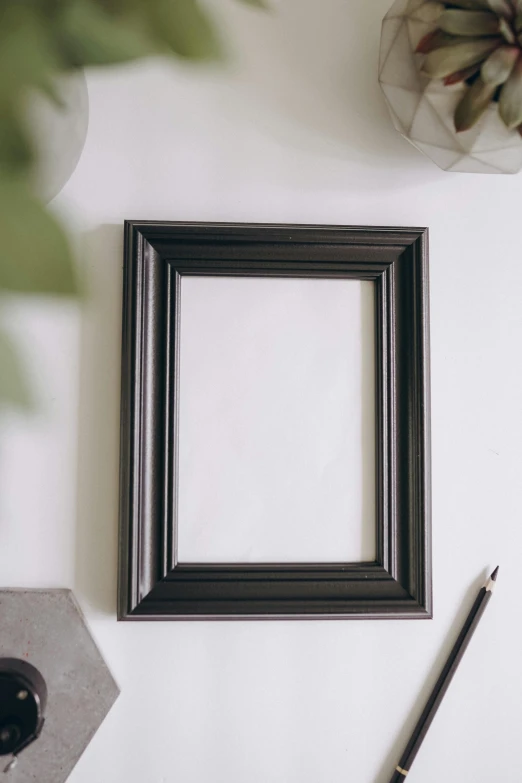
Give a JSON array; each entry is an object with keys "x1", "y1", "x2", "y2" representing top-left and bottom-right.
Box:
[{"x1": 118, "y1": 222, "x2": 431, "y2": 620}]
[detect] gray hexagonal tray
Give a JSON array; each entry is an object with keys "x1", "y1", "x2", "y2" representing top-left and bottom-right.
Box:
[{"x1": 0, "y1": 589, "x2": 119, "y2": 782}]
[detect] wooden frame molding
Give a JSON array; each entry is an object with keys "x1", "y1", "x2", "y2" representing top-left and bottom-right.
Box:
[{"x1": 118, "y1": 222, "x2": 431, "y2": 620}]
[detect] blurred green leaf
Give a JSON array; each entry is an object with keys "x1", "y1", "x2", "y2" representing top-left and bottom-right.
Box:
[
  {"x1": 0, "y1": 0, "x2": 263, "y2": 413},
  {"x1": 0, "y1": 328, "x2": 31, "y2": 409},
  {"x1": 55, "y1": 0, "x2": 156, "y2": 66},
  {"x1": 0, "y1": 112, "x2": 34, "y2": 177},
  {"x1": 146, "y1": 0, "x2": 223, "y2": 60},
  {"x1": 0, "y1": 4, "x2": 61, "y2": 105},
  {"x1": 0, "y1": 182, "x2": 78, "y2": 295},
  {"x1": 236, "y1": 0, "x2": 270, "y2": 8},
  {"x1": 54, "y1": 0, "x2": 223, "y2": 66}
]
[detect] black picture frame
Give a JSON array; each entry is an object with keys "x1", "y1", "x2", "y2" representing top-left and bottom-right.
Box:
[{"x1": 118, "y1": 222, "x2": 431, "y2": 620}]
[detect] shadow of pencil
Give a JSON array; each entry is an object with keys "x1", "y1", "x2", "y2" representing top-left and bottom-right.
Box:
[{"x1": 373, "y1": 567, "x2": 489, "y2": 783}]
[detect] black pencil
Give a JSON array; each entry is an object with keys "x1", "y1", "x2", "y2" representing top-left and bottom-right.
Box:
[{"x1": 388, "y1": 566, "x2": 499, "y2": 783}]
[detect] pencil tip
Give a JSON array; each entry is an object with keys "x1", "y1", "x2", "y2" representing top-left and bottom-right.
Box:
[{"x1": 491, "y1": 566, "x2": 499, "y2": 581}]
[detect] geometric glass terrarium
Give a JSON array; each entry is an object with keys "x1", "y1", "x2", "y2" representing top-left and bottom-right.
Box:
[{"x1": 379, "y1": 0, "x2": 522, "y2": 174}]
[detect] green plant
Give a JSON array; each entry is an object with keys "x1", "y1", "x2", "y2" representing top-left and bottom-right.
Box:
[
  {"x1": 0, "y1": 0, "x2": 266, "y2": 408},
  {"x1": 416, "y1": 0, "x2": 522, "y2": 132}
]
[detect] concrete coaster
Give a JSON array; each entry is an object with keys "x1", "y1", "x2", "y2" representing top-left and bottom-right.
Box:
[{"x1": 0, "y1": 589, "x2": 119, "y2": 782}]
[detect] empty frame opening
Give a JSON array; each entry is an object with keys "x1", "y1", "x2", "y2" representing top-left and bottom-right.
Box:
[{"x1": 177, "y1": 276, "x2": 376, "y2": 564}]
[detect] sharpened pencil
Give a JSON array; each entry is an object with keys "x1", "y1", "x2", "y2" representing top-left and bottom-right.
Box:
[{"x1": 388, "y1": 566, "x2": 499, "y2": 782}]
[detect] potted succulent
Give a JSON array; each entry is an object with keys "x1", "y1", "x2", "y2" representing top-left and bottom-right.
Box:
[{"x1": 379, "y1": 0, "x2": 522, "y2": 173}]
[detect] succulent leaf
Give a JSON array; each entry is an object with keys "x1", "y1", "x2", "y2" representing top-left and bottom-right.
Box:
[
  {"x1": 444, "y1": 63, "x2": 482, "y2": 83},
  {"x1": 446, "y1": 0, "x2": 495, "y2": 9},
  {"x1": 454, "y1": 76, "x2": 497, "y2": 130},
  {"x1": 481, "y1": 44, "x2": 519, "y2": 82},
  {"x1": 416, "y1": 29, "x2": 458, "y2": 53},
  {"x1": 487, "y1": 0, "x2": 514, "y2": 18},
  {"x1": 498, "y1": 17, "x2": 516, "y2": 43},
  {"x1": 438, "y1": 9, "x2": 500, "y2": 35},
  {"x1": 421, "y1": 38, "x2": 502, "y2": 78},
  {"x1": 411, "y1": 2, "x2": 445, "y2": 23},
  {"x1": 499, "y1": 54, "x2": 522, "y2": 126}
]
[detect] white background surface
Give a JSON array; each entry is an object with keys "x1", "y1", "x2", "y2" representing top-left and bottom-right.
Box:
[
  {"x1": 178, "y1": 276, "x2": 375, "y2": 563},
  {"x1": 0, "y1": 0, "x2": 520, "y2": 781}
]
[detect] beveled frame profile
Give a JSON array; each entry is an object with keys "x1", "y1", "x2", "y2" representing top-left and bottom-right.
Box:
[{"x1": 118, "y1": 222, "x2": 431, "y2": 620}]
